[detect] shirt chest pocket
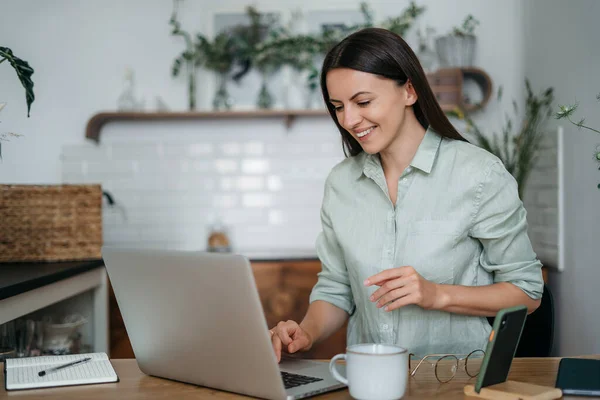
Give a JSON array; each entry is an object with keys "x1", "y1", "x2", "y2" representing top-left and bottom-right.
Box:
[{"x1": 403, "y1": 220, "x2": 458, "y2": 284}]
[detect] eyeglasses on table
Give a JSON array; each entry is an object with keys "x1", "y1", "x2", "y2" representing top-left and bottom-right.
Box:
[{"x1": 409, "y1": 349, "x2": 485, "y2": 383}]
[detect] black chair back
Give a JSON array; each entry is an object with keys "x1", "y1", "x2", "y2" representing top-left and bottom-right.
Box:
[
  {"x1": 486, "y1": 284, "x2": 555, "y2": 357},
  {"x1": 515, "y1": 284, "x2": 555, "y2": 357}
]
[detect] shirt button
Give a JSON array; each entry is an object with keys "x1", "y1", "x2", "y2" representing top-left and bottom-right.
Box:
[
  {"x1": 406, "y1": 167, "x2": 412, "y2": 173},
  {"x1": 381, "y1": 324, "x2": 389, "y2": 330}
]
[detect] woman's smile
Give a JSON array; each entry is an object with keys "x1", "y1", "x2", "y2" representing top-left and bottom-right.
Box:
[{"x1": 355, "y1": 126, "x2": 376, "y2": 141}]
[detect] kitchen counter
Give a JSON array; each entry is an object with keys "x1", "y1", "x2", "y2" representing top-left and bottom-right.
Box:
[
  {"x1": 0, "y1": 259, "x2": 108, "y2": 352},
  {"x1": 0, "y1": 259, "x2": 105, "y2": 300},
  {"x1": 235, "y1": 248, "x2": 319, "y2": 262}
]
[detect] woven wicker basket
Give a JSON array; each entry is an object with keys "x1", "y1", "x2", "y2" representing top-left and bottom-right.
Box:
[{"x1": 0, "y1": 184, "x2": 103, "y2": 263}]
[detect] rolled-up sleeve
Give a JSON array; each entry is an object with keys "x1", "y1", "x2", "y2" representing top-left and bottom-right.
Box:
[
  {"x1": 469, "y1": 161, "x2": 544, "y2": 299},
  {"x1": 309, "y1": 175, "x2": 355, "y2": 315}
]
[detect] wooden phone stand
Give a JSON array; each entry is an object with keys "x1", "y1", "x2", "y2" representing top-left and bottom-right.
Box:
[{"x1": 464, "y1": 380, "x2": 562, "y2": 399}]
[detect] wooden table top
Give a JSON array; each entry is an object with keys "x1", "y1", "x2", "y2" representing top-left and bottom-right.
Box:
[{"x1": 1, "y1": 357, "x2": 595, "y2": 399}]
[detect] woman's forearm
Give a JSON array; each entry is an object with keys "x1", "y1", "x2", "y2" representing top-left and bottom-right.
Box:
[
  {"x1": 435, "y1": 282, "x2": 541, "y2": 316},
  {"x1": 300, "y1": 300, "x2": 349, "y2": 346}
]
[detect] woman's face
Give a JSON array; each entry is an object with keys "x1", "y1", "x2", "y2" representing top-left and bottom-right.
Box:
[{"x1": 326, "y1": 68, "x2": 417, "y2": 155}]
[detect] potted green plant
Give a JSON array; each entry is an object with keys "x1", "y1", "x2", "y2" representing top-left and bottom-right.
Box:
[
  {"x1": 0, "y1": 46, "x2": 35, "y2": 159},
  {"x1": 435, "y1": 14, "x2": 479, "y2": 67},
  {"x1": 170, "y1": 0, "x2": 236, "y2": 110},
  {"x1": 464, "y1": 80, "x2": 554, "y2": 199}
]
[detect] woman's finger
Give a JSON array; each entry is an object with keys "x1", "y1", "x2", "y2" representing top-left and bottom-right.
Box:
[
  {"x1": 364, "y1": 267, "x2": 407, "y2": 286},
  {"x1": 271, "y1": 330, "x2": 283, "y2": 363},
  {"x1": 385, "y1": 293, "x2": 419, "y2": 312},
  {"x1": 376, "y1": 286, "x2": 412, "y2": 309},
  {"x1": 276, "y1": 321, "x2": 296, "y2": 346},
  {"x1": 370, "y1": 277, "x2": 412, "y2": 303}
]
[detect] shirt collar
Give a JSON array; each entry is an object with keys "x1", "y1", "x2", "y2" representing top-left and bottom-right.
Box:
[{"x1": 359, "y1": 127, "x2": 442, "y2": 179}]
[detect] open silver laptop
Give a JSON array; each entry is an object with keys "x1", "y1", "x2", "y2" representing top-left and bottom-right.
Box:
[{"x1": 102, "y1": 247, "x2": 345, "y2": 400}]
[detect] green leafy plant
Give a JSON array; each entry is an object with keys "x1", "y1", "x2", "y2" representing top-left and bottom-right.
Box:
[
  {"x1": 311, "y1": 2, "x2": 425, "y2": 53},
  {"x1": 0, "y1": 46, "x2": 35, "y2": 160},
  {"x1": 242, "y1": 1, "x2": 425, "y2": 104},
  {"x1": 555, "y1": 93, "x2": 600, "y2": 189},
  {"x1": 452, "y1": 14, "x2": 480, "y2": 36},
  {"x1": 168, "y1": 1, "x2": 425, "y2": 110},
  {"x1": 170, "y1": 0, "x2": 237, "y2": 110},
  {"x1": 555, "y1": 94, "x2": 600, "y2": 134},
  {"x1": 465, "y1": 80, "x2": 554, "y2": 199}
]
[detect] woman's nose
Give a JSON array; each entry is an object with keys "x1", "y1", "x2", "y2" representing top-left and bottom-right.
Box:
[{"x1": 342, "y1": 107, "x2": 362, "y2": 129}]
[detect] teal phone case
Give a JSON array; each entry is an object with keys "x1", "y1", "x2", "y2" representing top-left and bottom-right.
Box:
[{"x1": 474, "y1": 305, "x2": 528, "y2": 393}]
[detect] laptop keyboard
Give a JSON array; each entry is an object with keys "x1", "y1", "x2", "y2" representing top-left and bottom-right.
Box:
[{"x1": 281, "y1": 371, "x2": 323, "y2": 389}]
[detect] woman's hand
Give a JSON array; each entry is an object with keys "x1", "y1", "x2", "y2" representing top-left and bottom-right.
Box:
[
  {"x1": 365, "y1": 266, "x2": 445, "y2": 311},
  {"x1": 269, "y1": 320, "x2": 314, "y2": 363}
]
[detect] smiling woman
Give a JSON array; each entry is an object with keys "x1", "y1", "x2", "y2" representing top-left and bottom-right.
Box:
[
  {"x1": 321, "y1": 28, "x2": 466, "y2": 158},
  {"x1": 267, "y1": 27, "x2": 543, "y2": 361}
]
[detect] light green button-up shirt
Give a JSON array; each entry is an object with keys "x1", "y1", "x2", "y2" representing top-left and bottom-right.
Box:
[{"x1": 309, "y1": 128, "x2": 543, "y2": 356}]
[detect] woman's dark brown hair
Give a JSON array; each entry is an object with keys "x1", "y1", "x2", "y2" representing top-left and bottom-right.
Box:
[{"x1": 320, "y1": 27, "x2": 467, "y2": 157}]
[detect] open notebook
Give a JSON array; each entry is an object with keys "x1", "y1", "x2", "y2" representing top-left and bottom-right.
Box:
[{"x1": 4, "y1": 352, "x2": 118, "y2": 391}]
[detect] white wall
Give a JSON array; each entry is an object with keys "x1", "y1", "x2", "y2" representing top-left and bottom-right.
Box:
[
  {"x1": 0, "y1": 0, "x2": 524, "y2": 183},
  {"x1": 524, "y1": 0, "x2": 600, "y2": 356}
]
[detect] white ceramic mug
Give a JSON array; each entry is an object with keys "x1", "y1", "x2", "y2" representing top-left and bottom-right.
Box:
[{"x1": 329, "y1": 343, "x2": 409, "y2": 400}]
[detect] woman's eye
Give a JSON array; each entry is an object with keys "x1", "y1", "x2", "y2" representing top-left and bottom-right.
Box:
[
  {"x1": 358, "y1": 101, "x2": 370, "y2": 107},
  {"x1": 333, "y1": 105, "x2": 343, "y2": 112}
]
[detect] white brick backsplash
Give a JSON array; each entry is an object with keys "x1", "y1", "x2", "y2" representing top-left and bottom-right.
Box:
[
  {"x1": 242, "y1": 193, "x2": 274, "y2": 208},
  {"x1": 241, "y1": 159, "x2": 269, "y2": 174},
  {"x1": 135, "y1": 160, "x2": 189, "y2": 175},
  {"x1": 61, "y1": 118, "x2": 348, "y2": 252},
  {"x1": 62, "y1": 161, "x2": 85, "y2": 176},
  {"x1": 215, "y1": 159, "x2": 239, "y2": 174},
  {"x1": 191, "y1": 160, "x2": 215, "y2": 173},
  {"x1": 62, "y1": 173, "x2": 94, "y2": 184},
  {"x1": 188, "y1": 143, "x2": 215, "y2": 156},
  {"x1": 86, "y1": 161, "x2": 136, "y2": 179},
  {"x1": 535, "y1": 189, "x2": 558, "y2": 208},
  {"x1": 120, "y1": 192, "x2": 217, "y2": 209},
  {"x1": 526, "y1": 169, "x2": 557, "y2": 187},
  {"x1": 234, "y1": 176, "x2": 265, "y2": 191},
  {"x1": 62, "y1": 144, "x2": 110, "y2": 162},
  {"x1": 534, "y1": 150, "x2": 558, "y2": 168},
  {"x1": 267, "y1": 175, "x2": 283, "y2": 191},
  {"x1": 110, "y1": 143, "x2": 161, "y2": 160},
  {"x1": 268, "y1": 209, "x2": 321, "y2": 226},
  {"x1": 243, "y1": 142, "x2": 265, "y2": 155},
  {"x1": 219, "y1": 142, "x2": 243, "y2": 156},
  {"x1": 524, "y1": 127, "x2": 563, "y2": 271},
  {"x1": 162, "y1": 143, "x2": 214, "y2": 158},
  {"x1": 103, "y1": 224, "x2": 140, "y2": 243}
]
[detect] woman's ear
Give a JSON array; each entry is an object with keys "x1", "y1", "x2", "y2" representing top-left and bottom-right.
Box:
[{"x1": 405, "y1": 81, "x2": 418, "y2": 106}]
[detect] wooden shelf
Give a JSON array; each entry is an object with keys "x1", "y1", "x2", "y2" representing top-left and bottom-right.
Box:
[
  {"x1": 86, "y1": 67, "x2": 492, "y2": 143},
  {"x1": 85, "y1": 109, "x2": 329, "y2": 143}
]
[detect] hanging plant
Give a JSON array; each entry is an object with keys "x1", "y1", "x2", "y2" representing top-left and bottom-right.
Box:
[{"x1": 0, "y1": 46, "x2": 35, "y2": 160}]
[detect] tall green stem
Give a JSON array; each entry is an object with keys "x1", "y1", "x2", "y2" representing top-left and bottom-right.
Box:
[
  {"x1": 188, "y1": 64, "x2": 196, "y2": 110},
  {"x1": 567, "y1": 116, "x2": 600, "y2": 135},
  {"x1": 0, "y1": 57, "x2": 6, "y2": 65}
]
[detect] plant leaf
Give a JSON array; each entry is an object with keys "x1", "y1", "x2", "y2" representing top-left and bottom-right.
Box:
[{"x1": 0, "y1": 47, "x2": 35, "y2": 117}]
